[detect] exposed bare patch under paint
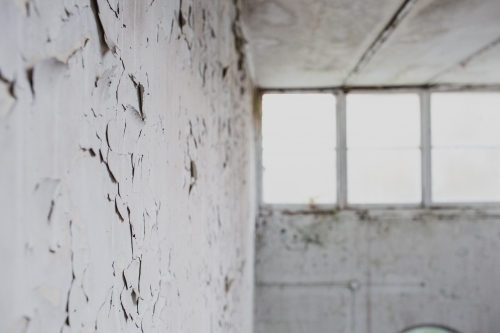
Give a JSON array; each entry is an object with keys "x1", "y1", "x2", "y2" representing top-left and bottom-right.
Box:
[{"x1": 0, "y1": 74, "x2": 16, "y2": 117}]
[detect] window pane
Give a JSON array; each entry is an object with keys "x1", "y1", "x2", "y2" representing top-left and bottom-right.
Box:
[
  {"x1": 432, "y1": 93, "x2": 500, "y2": 147},
  {"x1": 346, "y1": 93, "x2": 421, "y2": 204},
  {"x1": 432, "y1": 149, "x2": 500, "y2": 202},
  {"x1": 431, "y1": 92, "x2": 500, "y2": 203},
  {"x1": 262, "y1": 94, "x2": 336, "y2": 204},
  {"x1": 348, "y1": 150, "x2": 421, "y2": 204},
  {"x1": 347, "y1": 94, "x2": 420, "y2": 148}
]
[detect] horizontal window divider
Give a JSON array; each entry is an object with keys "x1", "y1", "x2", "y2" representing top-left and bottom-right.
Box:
[
  {"x1": 432, "y1": 146, "x2": 500, "y2": 149},
  {"x1": 429, "y1": 202, "x2": 500, "y2": 208},
  {"x1": 259, "y1": 204, "x2": 339, "y2": 215},
  {"x1": 259, "y1": 85, "x2": 500, "y2": 95},
  {"x1": 346, "y1": 203, "x2": 423, "y2": 209},
  {"x1": 347, "y1": 147, "x2": 422, "y2": 150},
  {"x1": 260, "y1": 203, "x2": 500, "y2": 214}
]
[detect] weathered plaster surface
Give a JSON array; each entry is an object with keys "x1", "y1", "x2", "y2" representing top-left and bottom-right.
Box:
[
  {"x1": 241, "y1": 0, "x2": 407, "y2": 88},
  {"x1": 347, "y1": 0, "x2": 500, "y2": 86},
  {"x1": 241, "y1": 0, "x2": 500, "y2": 88},
  {"x1": 433, "y1": 37, "x2": 500, "y2": 85},
  {"x1": 0, "y1": 0, "x2": 255, "y2": 332},
  {"x1": 255, "y1": 209, "x2": 500, "y2": 333}
]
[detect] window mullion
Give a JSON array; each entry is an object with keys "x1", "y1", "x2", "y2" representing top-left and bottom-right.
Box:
[
  {"x1": 256, "y1": 91, "x2": 264, "y2": 207},
  {"x1": 337, "y1": 91, "x2": 348, "y2": 209},
  {"x1": 421, "y1": 90, "x2": 432, "y2": 207}
]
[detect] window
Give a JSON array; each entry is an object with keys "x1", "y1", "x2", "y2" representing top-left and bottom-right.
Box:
[
  {"x1": 431, "y1": 93, "x2": 500, "y2": 203},
  {"x1": 261, "y1": 93, "x2": 337, "y2": 204},
  {"x1": 346, "y1": 94, "x2": 421, "y2": 204},
  {"x1": 260, "y1": 90, "x2": 500, "y2": 207}
]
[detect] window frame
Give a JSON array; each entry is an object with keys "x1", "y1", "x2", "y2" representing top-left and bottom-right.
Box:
[{"x1": 256, "y1": 86, "x2": 500, "y2": 211}]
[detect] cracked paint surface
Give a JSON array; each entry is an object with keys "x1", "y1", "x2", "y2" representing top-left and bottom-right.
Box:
[{"x1": 0, "y1": 0, "x2": 255, "y2": 332}]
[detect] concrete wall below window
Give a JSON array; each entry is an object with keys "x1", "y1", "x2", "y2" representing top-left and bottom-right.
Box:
[{"x1": 255, "y1": 208, "x2": 500, "y2": 333}]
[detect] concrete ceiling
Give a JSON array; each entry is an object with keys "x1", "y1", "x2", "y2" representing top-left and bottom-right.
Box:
[{"x1": 242, "y1": 0, "x2": 500, "y2": 88}]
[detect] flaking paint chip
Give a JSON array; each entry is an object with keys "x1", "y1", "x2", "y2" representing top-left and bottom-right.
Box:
[{"x1": 0, "y1": 79, "x2": 16, "y2": 117}]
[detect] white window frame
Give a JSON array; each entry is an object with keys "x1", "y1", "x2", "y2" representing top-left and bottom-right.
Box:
[{"x1": 256, "y1": 86, "x2": 500, "y2": 211}]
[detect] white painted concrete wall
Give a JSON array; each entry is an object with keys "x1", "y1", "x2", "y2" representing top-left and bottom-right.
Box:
[
  {"x1": 255, "y1": 209, "x2": 500, "y2": 333},
  {"x1": 0, "y1": 0, "x2": 255, "y2": 332}
]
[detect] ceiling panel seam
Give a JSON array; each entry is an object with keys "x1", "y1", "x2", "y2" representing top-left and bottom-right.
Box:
[
  {"x1": 342, "y1": 0, "x2": 420, "y2": 86},
  {"x1": 426, "y1": 36, "x2": 500, "y2": 85}
]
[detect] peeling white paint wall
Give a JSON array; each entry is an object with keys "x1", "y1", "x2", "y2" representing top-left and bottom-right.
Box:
[
  {"x1": 255, "y1": 209, "x2": 500, "y2": 333},
  {"x1": 0, "y1": 0, "x2": 255, "y2": 332}
]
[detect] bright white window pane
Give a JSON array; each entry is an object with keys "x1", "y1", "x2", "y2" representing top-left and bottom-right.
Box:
[
  {"x1": 262, "y1": 94, "x2": 336, "y2": 204},
  {"x1": 347, "y1": 94, "x2": 420, "y2": 148},
  {"x1": 432, "y1": 149, "x2": 500, "y2": 202},
  {"x1": 348, "y1": 149, "x2": 421, "y2": 204},
  {"x1": 346, "y1": 93, "x2": 421, "y2": 204},
  {"x1": 431, "y1": 92, "x2": 500, "y2": 203},
  {"x1": 432, "y1": 93, "x2": 500, "y2": 147}
]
